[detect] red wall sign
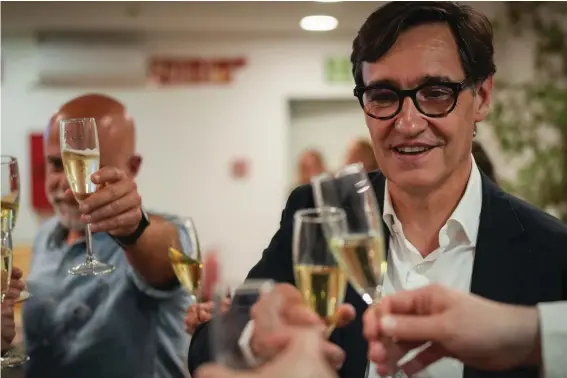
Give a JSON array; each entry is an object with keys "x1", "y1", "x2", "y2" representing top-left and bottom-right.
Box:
[
  {"x1": 147, "y1": 57, "x2": 246, "y2": 85},
  {"x1": 30, "y1": 133, "x2": 53, "y2": 214}
]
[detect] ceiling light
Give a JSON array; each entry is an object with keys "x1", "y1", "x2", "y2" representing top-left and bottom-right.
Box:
[
  {"x1": 300, "y1": 15, "x2": 338, "y2": 32},
  {"x1": 314, "y1": 0, "x2": 343, "y2": 2}
]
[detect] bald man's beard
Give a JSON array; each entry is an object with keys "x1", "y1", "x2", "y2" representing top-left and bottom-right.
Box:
[{"x1": 47, "y1": 192, "x2": 85, "y2": 232}]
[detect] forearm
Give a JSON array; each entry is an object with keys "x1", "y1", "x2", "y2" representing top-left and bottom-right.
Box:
[{"x1": 123, "y1": 215, "x2": 180, "y2": 288}]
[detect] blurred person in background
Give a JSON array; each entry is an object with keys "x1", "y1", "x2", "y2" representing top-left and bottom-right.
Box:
[
  {"x1": 472, "y1": 140, "x2": 497, "y2": 183},
  {"x1": 344, "y1": 138, "x2": 379, "y2": 172},
  {"x1": 364, "y1": 284, "x2": 566, "y2": 377},
  {"x1": 22, "y1": 94, "x2": 193, "y2": 378},
  {"x1": 188, "y1": 2, "x2": 567, "y2": 378},
  {"x1": 2, "y1": 268, "x2": 25, "y2": 354},
  {"x1": 296, "y1": 149, "x2": 326, "y2": 186}
]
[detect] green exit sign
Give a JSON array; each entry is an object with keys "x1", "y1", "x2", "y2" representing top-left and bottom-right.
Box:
[{"x1": 325, "y1": 57, "x2": 353, "y2": 83}]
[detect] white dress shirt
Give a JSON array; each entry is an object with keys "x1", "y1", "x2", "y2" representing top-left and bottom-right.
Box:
[
  {"x1": 240, "y1": 158, "x2": 483, "y2": 378},
  {"x1": 368, "y1": 159, "x2": 483, "y2": 378},
  {"x1": 537, "y1": 301, "x2": 567, "y2": 378}
]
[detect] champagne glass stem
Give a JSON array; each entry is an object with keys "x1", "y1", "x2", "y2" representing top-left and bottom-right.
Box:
[{"x1": 85, "y1": 223, "x2": 95, "y2": 265}]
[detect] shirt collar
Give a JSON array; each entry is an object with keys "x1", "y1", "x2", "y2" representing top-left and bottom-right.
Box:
[{"x1": 382, "y1": 156, "x2": 483, "y2": 246}]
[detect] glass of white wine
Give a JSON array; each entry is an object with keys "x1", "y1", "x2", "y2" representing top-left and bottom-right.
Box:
[
  {"x1": 293, "y1": 207, "x2": 348, "y2": 335},
  {"x1": 1, "y1": 156, "x2": 31, "y2": 303},
  {"x1": 1, "y1": 157, "x2": 29, "y2": 368},
  {"x1": 60, "y1": 118, "x2": 115, "y2": 276},
  {"x1": 311, "y1": 163, "x2": 386, "y2": 306},
  {"x1": 1, "y1": 156, "x2": 18, "y2": 303},
  {"x1": 168, "y1": 217, "x2": 202, "y2": 302},
  {"x1": 1, "y1": 220, "x2": 12, "y2": 303}
]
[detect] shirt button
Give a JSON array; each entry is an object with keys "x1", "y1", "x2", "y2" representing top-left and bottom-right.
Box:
[
  {"x1": 415, "y1": 264, "x2": 426, "y2": 273},
  {"x1": 392, "y1": 224, "x2": 399, "y2": 233}
]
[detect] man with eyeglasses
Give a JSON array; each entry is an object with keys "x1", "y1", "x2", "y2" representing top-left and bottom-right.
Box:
[{"x1": 188, "y1": 2, "x2": 567, "y2": 378}]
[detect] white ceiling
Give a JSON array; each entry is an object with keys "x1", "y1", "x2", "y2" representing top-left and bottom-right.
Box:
[{"x1": 1, "y1": 1, "x2": 502, "y2": 39}]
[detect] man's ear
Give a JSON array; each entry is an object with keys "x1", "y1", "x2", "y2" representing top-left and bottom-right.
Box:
[{"x1": 474, "y1": 75, "x2": 494, "y2": 123}]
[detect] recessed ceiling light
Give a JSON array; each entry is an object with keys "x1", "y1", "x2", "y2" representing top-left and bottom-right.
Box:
[
  {"x1": 314, "y1": 0, "x2": 343, "y2": 2},
  {"x1": 300, "y1": 15, "x2": 339, "y2": 32}
]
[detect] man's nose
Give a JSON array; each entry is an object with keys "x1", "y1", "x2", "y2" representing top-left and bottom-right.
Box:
[{"x1": 393, "y1": 97, "x2": 428, "y2": 136}]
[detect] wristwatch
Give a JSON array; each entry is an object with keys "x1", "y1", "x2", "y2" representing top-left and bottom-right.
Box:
[{"x1": 112, "y1": 207, "x2": 151, "y2": 246}]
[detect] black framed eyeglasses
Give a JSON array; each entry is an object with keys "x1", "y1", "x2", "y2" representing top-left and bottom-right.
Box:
[{"x1": 353, "y1": 79, "x2": 472, "y2": 120}]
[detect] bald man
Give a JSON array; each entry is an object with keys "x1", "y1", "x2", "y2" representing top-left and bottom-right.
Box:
[{"x1": 22, "y1": 94, "x2": 193, "y2": 378}]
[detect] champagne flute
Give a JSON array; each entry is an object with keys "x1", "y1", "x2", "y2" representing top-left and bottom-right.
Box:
[
  {"x1": 60, "y1": 118, "x2": 115, "y2": 276},
  {"x1": 1, "y1": 156, "x2": 31, "y2": 303},
  {"x1": 1, "y1": 155, "x2": 30, "y2": 367},
  {"x1": 1, "y1": 156, "x2": 20, "y2": 232},
  {"x1": 292, "y1": 207, "x2": 348, "y2": 335},
  {"x1": 312, "y1": 163, "x2": 405, "y2": 377},
  {"x1": 1, "y1": 220, "x2": 12, "y2": 303},
  {"x1": 168, "y1": 217, "x2": 202, "y2": 302},
  {"x1": 1, "y1": 156, "x2": 18, "y2": 303},
  {"x1": 312, "y1": 163, "x2": 386, "y2": 305}
]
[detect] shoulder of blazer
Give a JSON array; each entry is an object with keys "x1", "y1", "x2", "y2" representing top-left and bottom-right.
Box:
[{"x1": 491, "y1": 180, "x2": 567, "y2": 247}]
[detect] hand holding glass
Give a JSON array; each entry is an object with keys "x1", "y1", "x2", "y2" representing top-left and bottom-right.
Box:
[{"x1": 60, "y1": 118, "x2": 115, "y2": 276}]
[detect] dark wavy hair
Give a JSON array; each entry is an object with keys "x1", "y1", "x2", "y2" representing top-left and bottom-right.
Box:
[{"x1": 351, "y1": 1, "x2": 496, "y2": 87}]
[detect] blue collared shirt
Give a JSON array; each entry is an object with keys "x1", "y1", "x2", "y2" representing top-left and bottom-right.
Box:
[{"x1": 22, "y1": 214, "x2": 193, "y2": 378}]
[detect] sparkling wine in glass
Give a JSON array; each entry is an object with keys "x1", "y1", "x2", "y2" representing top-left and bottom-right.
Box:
[
  {"x1": 312, "y1": 163, "x2": 386, "y2": 305},
  {"x1": 293, "y1": 207, "x2": 348, "y2": 335},
  {"x1": 168, "y1": 218, "x2": 202, "y2": 302},
  {"x1": 1, "y1": 155, "x2": 30, "y2": 367},
  {"x1": 1, "y1": 155, "x2": 18, "y2": 302},
  {"x1": 1, "y1": 156, "x2": 31, "y2": 303},
  {"x1": 60, "y1": 118, "x2": 115, "y2": 276},
  {"x1": 0, "y1": 227, "x2": 12, "y2": 303},
  {"x1": 1, "y1": 156, "x2": 19, "y2": 232}
]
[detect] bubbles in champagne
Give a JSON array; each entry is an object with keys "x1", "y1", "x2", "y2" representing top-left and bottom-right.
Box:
[
  {"x1": 330, "y1": 233, "x2": 385, "y2": 304},
  {"x1": 61, "y1": 148, "x2": 100, "y2": 202},
  {"x1": 293, "y1": 264, "x2": 347, "y2": 326},
  {"x1": 1, "y1": 246, "x2": 12, "y2": 300}
]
